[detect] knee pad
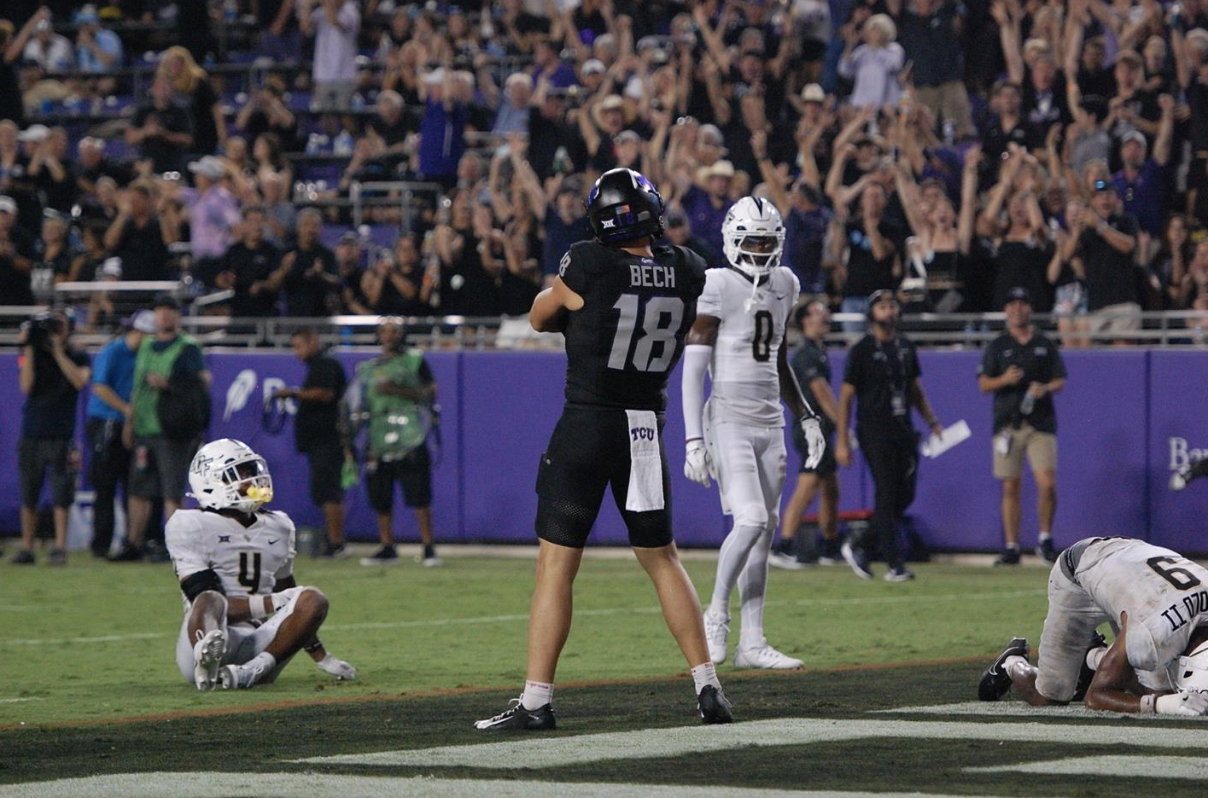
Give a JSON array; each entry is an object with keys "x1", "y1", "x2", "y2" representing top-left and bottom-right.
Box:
[{"x1": 733, "y1": 502, "x2": 769, "y2": 530}]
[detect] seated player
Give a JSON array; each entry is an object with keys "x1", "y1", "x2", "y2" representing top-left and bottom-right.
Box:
[
  {"x1": 682, "y1": 196, "x2": 824, "y2": 669},
  {"x1": 168, "y1": 438, "x2": 356, "y2": 690},
  {"x1": 978, "y1": 536, "x2": 1208, "y2": 716}
]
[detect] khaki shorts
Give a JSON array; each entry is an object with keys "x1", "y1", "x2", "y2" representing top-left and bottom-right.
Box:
[
  {"x1": 1087, "y1": 302, "x2": 1141, "y2": 336},
  {"x1": 993, "y1": 424, "x2": 1057, "y2": 480}
]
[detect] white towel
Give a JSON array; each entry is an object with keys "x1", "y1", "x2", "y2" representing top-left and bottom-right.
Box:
[{"x1": 625, "y1": 410, "x2": 664, "y2": 512}]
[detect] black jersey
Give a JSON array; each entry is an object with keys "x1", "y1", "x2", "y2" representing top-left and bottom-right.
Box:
[{"x1": 558, "y1": 241, "x2": 707, "y2": 412}]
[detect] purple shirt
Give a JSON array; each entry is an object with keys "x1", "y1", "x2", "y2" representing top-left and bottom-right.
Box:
[
  {"x1": 1111, "y1": 160, "x2": 1164, "y2": 236},
  {"x1": 681, "y1": 186, "x2": 733, "y2": 266},
  {"x1": 181, "y1": 184, "x2": 241, "y2": 259}
]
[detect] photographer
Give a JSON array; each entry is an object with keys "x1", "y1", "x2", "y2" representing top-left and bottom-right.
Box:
[{"x1": 13, "y1": 310, "x2": 91, "y2": 566}]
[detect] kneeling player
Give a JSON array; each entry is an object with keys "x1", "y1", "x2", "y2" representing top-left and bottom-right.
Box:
[
  {"x1": 169, "y1": 439, "x2": 356, "y2": 690},
  {"x1": 979, "y1": 536, "x2": 1208, "y2": 715}
]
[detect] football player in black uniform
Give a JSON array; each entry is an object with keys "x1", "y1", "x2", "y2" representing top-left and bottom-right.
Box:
[{"x1": 475, "y1": 168, "x2": 732, "y2": 730}]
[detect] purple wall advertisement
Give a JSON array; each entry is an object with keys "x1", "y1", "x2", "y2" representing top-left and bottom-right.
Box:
[{"x1": 1, "y1": 348, "x2": 1205, "y2": 554}]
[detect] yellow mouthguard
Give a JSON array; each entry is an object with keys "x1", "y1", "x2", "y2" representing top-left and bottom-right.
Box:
[{"x1": 246, "y1": 485, "x2": 274, "y2": 503}]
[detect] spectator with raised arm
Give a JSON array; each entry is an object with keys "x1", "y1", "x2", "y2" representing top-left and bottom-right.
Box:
[{"x1": 299, "y1": 0, "x2": 361, "y2": 111}]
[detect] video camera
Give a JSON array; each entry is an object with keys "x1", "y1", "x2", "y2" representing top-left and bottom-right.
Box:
[{"x1": 20, "y1": 312, "x2": 65, "y2": 351}]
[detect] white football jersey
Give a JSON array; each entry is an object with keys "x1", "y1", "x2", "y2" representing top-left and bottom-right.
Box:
[
  {"x1": 696, "y1": 266, "x2": 800, "y2": 426},
  {"x1": 1076, "y1": 538, "x2": 1208, "y2": 675},
  {"x1": 166, "y1": 508, "x2": 297, "y2": 612}
]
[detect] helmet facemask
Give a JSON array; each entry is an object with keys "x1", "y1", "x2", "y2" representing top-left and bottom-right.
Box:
[
  {"x1": 731, "y1": 233, "x2": 783, "y2": 277},
  {"x1": 1176, "y1": 638, "x2": 1208, "y2": 694},
  {"x1": 207, "y1": 456, "x2": 274, "y2": 514}
]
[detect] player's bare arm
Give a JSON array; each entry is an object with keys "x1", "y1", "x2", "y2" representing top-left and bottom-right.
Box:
[
  {"x1": 1084, "y1": 613, "x2": 1153, "y2": 713},
  {"x1": 685, "y1": 314, "x2": 720, "y2": 348},
  {"x1": 910, "y1": 378, "x2": 944, "y2": 438},
  {"x1": 835, "y1": 383, "x2": 856, "y2": 467},
  {"x1": 808, "y1": 376, "x2": 841, "y2": 425},
  {"x1": 529, "y1": 276, "x2": 584, "y2": 332}
]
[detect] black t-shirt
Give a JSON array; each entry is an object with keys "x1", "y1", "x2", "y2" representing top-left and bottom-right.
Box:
[
  {"x1": 978, "y1": 329, "x2": 1066, "y2": 434},
  {"x1": 992, "y1": 239, "x2": 1054, "y2": 312},
  {"x1": 1188, "y1": 79, "x2": 1208, "y2": 153},
  {"x1": 368, "y1": 114, "x2": 413, "y2": 149},
  {"x1": 132, "y1": 102, "x2": 193, "y2": 172},
  {"x1": 0, "y1": 60, "x2": 23, "y2": 127},
  {"x1": 21, "y1": 346, "x2": 91, "y2": 439},
  {"x1": 282, "y1": 243, "x2": 339, "y2": 316},
  {"x1": 36, "y1": 161, "x2": 78, "y2": 214},
  {"x1": 190, "y1": 80, "x2": 221, "y2": 156},
  {"x1": 790, "y1": 337, "x2": 833, "y2": 435},
  {"x1": 295, "y1": 351, "x2": 347, "y2": 452},
  {"x1": 114, "y1": 217, "x2": 171, "y2": 281},
  {"x1": 559, "y1": 241, "x2": 707, "y2": 412},
  {"x1": 842, "y1": 220, "x2": 899, "y2": 297},
  {"x1": 223, "y1": 241, "x2": 280, "y2": 316},
  {"x1": 1077, "y1": 213, "x2": 1140, "y2": 310},
  {"x1": 843, "y1": 333, "x2": 922, "y2": 431}
]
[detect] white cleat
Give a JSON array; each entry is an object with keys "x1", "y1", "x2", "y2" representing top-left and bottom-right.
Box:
[
  {"x1": 193, "y1": 629, "x2": 227, "y2": 691},
  {"x1": 219, "y1": 660, "x2": 268, "y2": 690},
  {"x1": 733, "y1": 639, "x2": 804, "y2": 670},
  {"x1": 768, "y1": 551, "x2": 806, "y2": 570},
  {"x1": 703, "y1": 607, "x2": 730, "y2": 665},
  {"x1": 316, "y1": 654, "x2": 357, "y2": 681}
]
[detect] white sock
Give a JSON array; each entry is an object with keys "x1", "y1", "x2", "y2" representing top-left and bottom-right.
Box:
[
  {"x1": 691, "y1": 662, "x2": 721, "y2": 694},
  {"x1": 520, "y1": 680, "x2": 553, "y2": 710},
  {"x1": 737, "y1": 527, "x2": 774, "y2": 650},
  {"x1": 247, "y1": 651, "x2": 276, "y2": 676},
  {"x1": 1005, "y1": 656, "x2": 1034, "y2": 682},
  {"x1": 1039, "y1": 531, "x2": 1052, "y2": 541},
  {"x1": 1086, "y1": 646, "x2": 1107, "y2": 671},
  {"x1": 710, "y1": 524, "x2": 764, "y2": 618}
]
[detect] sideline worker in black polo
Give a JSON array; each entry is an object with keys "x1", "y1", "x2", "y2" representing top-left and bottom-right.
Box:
[
  {"x1": 835, "y1": 290, "x2": 943, "y2": 582},
  {"x1": 977, "y1": 287, "x2": 1066, "y2": 567},
  {"x1": 275, "y1": 327, "x2": 349, "y2": 558}
]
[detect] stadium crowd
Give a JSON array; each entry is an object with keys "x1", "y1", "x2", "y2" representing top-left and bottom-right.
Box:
[{"x1": 2, "y1": 0, "x2": 1208, "y2": 340}]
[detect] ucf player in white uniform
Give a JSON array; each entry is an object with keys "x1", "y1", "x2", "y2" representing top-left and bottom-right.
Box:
[
  {"x1": 980, "y1": 536, "x2": 1208, "y2": 716},
  {"x1": 169, "y1": 439, "x2": 356, "y2": 690},
  {"x1": 682, "y1": 197, "x2": 826, "y2": 669}
]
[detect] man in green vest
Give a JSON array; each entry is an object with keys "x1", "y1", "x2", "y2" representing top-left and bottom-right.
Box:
[
  {"x1": 353, "y1": 318, "x2": 440, "y2": 567},
  {"x1": 113, "y1": 294, "x2": 210, "y2": 561}
]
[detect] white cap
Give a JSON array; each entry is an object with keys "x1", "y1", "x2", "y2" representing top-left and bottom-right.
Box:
[
  {"x1": 130, "y1": 308, "x2": 158, "y2": 333},
  {"x1": 0, "y1": 195, "x2": 16, "y2": 214},
  {"x1": 188, "y1": 155, "x2": 225, "y2": 180},
  {"x1": 18, "y1": 124, "x2": 49, "y2": 143}
]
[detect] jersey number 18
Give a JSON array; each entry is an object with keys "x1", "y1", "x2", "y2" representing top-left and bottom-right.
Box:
[{"x1": 608, "y1": 294, "x2": 685, "y2": 373}]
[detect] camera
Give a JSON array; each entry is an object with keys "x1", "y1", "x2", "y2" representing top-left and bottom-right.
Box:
[{"x1": 20, "y1": 313, "x2": 63, "y2": 351}]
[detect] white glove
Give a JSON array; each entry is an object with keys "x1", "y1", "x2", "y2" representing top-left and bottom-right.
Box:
[
  {"x1": 800, "y1": 417, "x2": 826, "y2": 470},
  {"x1": 684, "y1": 439, "x2": 712, "y2": 487},
  {"x1": 1156, "y1": 692, "x2": 1208, "y2": 716}
]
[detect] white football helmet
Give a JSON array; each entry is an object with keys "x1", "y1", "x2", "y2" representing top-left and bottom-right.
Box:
[
  {"x1": 1176, "y1": 636, "x2": 1208, "y2": 693},
  {"x1": 722, "y1": 196, "x2": 785, "y2": 278},
  {"x1": 187, "y1": 438, "x2": 274, "y2": 514}
]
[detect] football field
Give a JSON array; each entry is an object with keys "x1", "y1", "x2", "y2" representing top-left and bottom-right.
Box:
[{"x1": 2, "y1": 550, "x2": 1206, "y2": 797}]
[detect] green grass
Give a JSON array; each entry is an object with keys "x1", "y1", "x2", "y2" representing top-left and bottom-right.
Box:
[
  {"x1": 16, "y1": 552, "x2": 1205, "y2": 797},
  {"x1": 0, "y1": 553, "x2": 1050, "y2": 727}
]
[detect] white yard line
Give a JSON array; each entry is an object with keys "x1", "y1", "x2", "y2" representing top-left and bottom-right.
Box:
[
  {"x1": 0, "y1": 589, "x2": 1043, "y2": 647},
  {"x1": 294, "y1": 718, "x2": 1208, "y2": 770},
  {"x1": 968, "y1": 755, "x2": 1208, "y2": 780},
  {"x1": 0, "y1": 698, "x2": 43, "y2": 704},
  {"x1": 0, "y1": 772, "x2": 1069, "y2": 798},
  {"x1": 874, "y1": 701, "x2": 1191, "y2": 720}
]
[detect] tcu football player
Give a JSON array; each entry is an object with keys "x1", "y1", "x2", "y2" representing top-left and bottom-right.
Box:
[
  {"x1": 682, "y1": 196, "x2": 825, "y2": 670},
  {"x1": 168, "y1": 439, "x2": 355, "y2": 690}
]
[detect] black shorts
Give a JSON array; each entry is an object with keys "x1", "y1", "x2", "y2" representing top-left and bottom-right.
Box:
[
  {"x1": 796, "y1": 429, "x2": 837, "y2": 478},
  {"x1": 18, "y1": 437, "x2": 77, "y2": 509},
  {"x1": 366, "y1": 446, "x2": 432, "y2": 512},
  {"x1": 129, "y1": 436, "x2": 198, "y2": 500},
  {"x1": 306, "y1": 439, "x2": 344, "y2": 506},
  {"x1": 535, "y1": 405, "x2": 672, "y2": 549}
]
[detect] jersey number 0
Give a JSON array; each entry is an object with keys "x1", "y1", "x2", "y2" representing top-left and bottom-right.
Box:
[{"x1": 608, "y1": 294, "x2": 685, "y2": 372}]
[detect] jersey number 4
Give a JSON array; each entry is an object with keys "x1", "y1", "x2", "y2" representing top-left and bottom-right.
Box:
[
  {"x1": 608, "y1": 294, "x2": 685, "y2": 372},
  {"x1": 239, "y1": 552, "x2": 262, "y2": 594}
]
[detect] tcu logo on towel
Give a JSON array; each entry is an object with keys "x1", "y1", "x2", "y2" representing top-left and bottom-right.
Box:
[{"x1": 631, "y1": 426, "x2": 656, "y2": 442}]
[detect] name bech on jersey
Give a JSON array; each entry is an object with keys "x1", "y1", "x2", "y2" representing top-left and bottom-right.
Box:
[{"x1": 630, "y1": 262, "x2": 676, "y2": 289}]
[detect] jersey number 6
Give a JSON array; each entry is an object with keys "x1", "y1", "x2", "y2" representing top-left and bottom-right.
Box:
[
  {"x1": 608, "y1": 294, "x2": 685, "y2": 373},
  {"x1": 1147, "y1": 556, "x2": 1203, "y2": 591}
]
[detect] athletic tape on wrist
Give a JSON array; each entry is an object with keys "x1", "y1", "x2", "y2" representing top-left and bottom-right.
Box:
[
  {"x1": 1141, "y1": 694, "x2": 1156, "y2": 713},
  {"x1": 249, "y1": 596, "x2": 268, "y2": 620}
]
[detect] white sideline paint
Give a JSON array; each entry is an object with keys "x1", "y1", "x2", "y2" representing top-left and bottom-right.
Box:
[
  {"x1": 295, "y1": 718, "x2": 1208, "y2": 770},
  {"x1": 875, "y1": 701, "x2": 1208, "y2": 721},
  {"x1": 0, "y1": 698, "x2": 42, "y2": 704},
  {"x1": 0, "y1": 773, "x2": 1043, "y2": 798},
  {"x1": 970, "y1": 755, "x2": 1208, "y2": 780},
  {"x1": 0, "y1": 588, "x2": 1044, "y2": 647}
]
